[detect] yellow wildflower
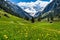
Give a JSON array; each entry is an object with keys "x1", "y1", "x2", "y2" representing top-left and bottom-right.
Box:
[{"x1": 4, "y1": 35, "x2": 8, "y2": 39}]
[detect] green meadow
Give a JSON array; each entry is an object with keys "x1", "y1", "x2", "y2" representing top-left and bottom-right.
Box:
[{"x1": 0, "y1": 10, "x2": 60, "y2": 40}]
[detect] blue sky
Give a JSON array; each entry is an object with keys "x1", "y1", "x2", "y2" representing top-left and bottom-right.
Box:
[{"x1": 9, "y1": 0, "x2": 50, "y2": 3}]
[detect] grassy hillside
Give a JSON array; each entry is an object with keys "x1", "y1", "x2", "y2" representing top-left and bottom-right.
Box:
[{"x1": 0, "y1": 9, "x2": 60, "y2": 40}]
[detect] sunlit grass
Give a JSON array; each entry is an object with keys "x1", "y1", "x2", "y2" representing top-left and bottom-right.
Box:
[{"x1": 0, "y1": 10, "x2": 60, "y2": 40}]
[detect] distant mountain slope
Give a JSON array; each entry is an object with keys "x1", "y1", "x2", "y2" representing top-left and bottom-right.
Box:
[
  {"x1": 0, "y1": 9, "x2": 29, "y2": 23},
  {"x1": 0, "y1": 0, "x2": 32, "y2": 20},
  {"x1": 34, "y1": 0, "x2": 60, "y2": 19}
]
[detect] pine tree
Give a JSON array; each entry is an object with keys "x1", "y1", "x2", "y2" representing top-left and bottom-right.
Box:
[{"x1": 31, "y1": 17, "x2": 35, "y2": 23}]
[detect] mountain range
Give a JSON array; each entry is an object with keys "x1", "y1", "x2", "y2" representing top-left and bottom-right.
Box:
[
  {"x1": 0, "y1": 0, "x2": 60, "y2": 20},
  {"x1": 17, "y1": 0, "x2": 50, "y2": 16}
]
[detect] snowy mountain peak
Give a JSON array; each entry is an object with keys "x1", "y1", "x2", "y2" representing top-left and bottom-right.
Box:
[{"x1": 17, "y1": 0, "x2": 52, "y2": 16}]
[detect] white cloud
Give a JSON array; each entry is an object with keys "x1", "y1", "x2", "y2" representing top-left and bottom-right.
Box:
[{"x1": 17, "y1": 0, "x2": 53, "y2": 16}]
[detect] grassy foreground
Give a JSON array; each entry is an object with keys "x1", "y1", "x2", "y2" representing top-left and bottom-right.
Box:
[{"x1": 0, "y1": 10, "x2": 60, "y2": 40}]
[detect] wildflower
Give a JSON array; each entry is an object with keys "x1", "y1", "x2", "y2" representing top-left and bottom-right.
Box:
[
  {"x1": 37, "y1": 38, "x2": 40, "y2": 40},
  {"x1": 25, "y1": 32, "x2": 28, "y2": 37},
  {"x1": 4, "y1": 35, "x2": 8, "y2": 39},
  {"x1": 25, "y1": 35, "x2": 28, "y2": 37}
]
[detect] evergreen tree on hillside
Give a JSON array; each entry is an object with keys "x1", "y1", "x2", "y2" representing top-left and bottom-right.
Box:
[{"x1": 31, "y1": 17, "x2": 35, "y2": 23}]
